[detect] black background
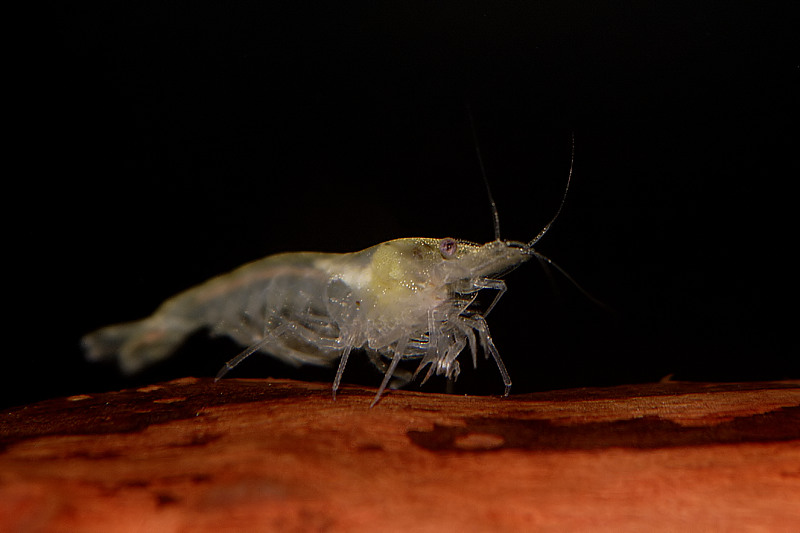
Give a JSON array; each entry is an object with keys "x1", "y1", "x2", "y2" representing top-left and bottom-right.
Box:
[{"x1": 9, "y1": 2, "x2": 798, "y2": 408}]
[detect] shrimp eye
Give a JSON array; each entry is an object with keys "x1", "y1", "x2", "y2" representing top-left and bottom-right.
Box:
[{"x1": 439, "y1": 237, "x2": 458, "y2": 259}]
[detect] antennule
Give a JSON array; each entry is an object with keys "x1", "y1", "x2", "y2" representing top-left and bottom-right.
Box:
[
  {"x1": 466, "y1": 102, "x2": 502, "y2": 241},
  {"x1": 528, "y1": 133, "x2": 575, "y2": 248}
]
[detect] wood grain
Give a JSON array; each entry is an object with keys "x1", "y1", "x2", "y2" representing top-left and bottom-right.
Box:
[{"x1": 2, "y1": 378, "x2": 798, "y2": 532}]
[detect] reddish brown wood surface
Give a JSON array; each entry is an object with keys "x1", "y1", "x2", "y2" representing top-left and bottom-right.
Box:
[{"x1": 2, "y1": 378, "x2": 799, "y2": 532}]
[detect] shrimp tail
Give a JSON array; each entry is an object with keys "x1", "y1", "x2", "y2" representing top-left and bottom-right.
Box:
[{"x1": 81, "y1": 315, "x2": 197, "y2": 374}]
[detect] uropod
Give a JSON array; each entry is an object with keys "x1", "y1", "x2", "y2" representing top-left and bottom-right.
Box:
[{"x1": 83, "y1": 136, "x2": 584, "y2": 406}]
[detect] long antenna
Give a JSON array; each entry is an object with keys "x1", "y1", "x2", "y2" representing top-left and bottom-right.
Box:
[
  {"x1": 466, "y1": 102, "x2": 502, "y2": 241},
  {"x1": 528, "y1": 133, "x2": 575, "y2": 248}
]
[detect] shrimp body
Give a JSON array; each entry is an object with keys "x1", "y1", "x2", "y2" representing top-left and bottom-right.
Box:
[
  {"x1": 83, "y1": 236, "x2": 534, "y2": 404},
  {"x1": 84, "y1": 131, "x2": 579, "y2": 405}
]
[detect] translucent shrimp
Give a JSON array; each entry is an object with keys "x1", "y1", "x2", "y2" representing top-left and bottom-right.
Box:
[{"x1": 82, "y1": 142, "x2": 579, "y2": 406}]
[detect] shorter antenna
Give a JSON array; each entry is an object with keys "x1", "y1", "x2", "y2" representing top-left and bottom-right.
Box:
[
  {"x1": 528, "y1": 133, "x2": 575, "y2": 248},
  {"x1": 466, "y1": 102, "x2": 502, "y2": 241}
]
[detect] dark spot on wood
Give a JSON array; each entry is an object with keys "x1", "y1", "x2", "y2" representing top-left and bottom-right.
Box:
[
  {"x1": 0, "y1": 378, "x2": 318, "y2": 451},
  {"x1": 172, "y1": 433, "x2": 222, "y2": 448},
  {"x1": 407, "y1": 405, "x2": 800, "y2": 452},
  {"x1": 61, "y1": 450, "x2": 123, "y2": 461},
  {"x1": 120, "y1": 480, "x2": 150, "y2": 489},
  {"x1": 155, "y1": 492, "x2": 181, "y2": 506}
]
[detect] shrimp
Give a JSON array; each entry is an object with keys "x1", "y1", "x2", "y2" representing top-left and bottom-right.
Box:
[{"x1": 82, "y1": 140, "x2": 579, "y2": 406}]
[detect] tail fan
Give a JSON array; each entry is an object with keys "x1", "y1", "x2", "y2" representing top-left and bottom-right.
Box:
[{"x1": 82, "y1": 316, "x2": 197, "y2": 374}]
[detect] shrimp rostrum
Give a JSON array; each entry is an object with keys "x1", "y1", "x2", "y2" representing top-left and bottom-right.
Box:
[{"x1": 83, "y1": 154, "x2": 577, "y2": 406}]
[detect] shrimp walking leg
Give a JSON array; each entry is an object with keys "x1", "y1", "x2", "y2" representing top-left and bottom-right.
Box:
[
  {"x1": 462, "y1": 314, "x2": 512, "y2": 395},
  {"x1": 332, "y1": 340, "x2": 356, "y2": 400},
  {"x1": 472, "y1": 278, "x2": 508, "y2": 317},
  {"x1": 370, "y1": 336, "x2": 410, "y2": 407},
  {"x1": 215, "y1": 320, "x2": 343, "y2": 380},
  {"x1": 214, "y1": 323, "x2": 294, "y2": 381}
]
